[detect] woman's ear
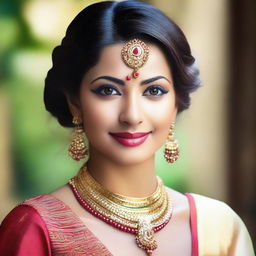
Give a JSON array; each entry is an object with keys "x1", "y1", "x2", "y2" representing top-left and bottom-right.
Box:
[{"x1": 65, "y1": 93, "x2": 82, "y2": 118}]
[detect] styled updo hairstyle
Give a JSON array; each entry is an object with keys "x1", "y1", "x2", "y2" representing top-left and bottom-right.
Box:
[{"x1": 44, "y1": 0, "x2": 200, "y2": 127}]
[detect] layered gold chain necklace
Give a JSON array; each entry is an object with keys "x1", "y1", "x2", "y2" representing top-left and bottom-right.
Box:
[{"x1": 69, "y1": 166, "x2": 173, "y2": 255}]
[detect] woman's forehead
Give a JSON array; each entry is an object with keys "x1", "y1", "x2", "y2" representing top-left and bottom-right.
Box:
[{"x1": 83, "y1": 43, "x2": 173, "y2": 82}]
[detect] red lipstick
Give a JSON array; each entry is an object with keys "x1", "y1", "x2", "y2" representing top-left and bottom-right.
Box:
[{"x1": 109, "y1": 132, "x2": 151, "y2": 147}]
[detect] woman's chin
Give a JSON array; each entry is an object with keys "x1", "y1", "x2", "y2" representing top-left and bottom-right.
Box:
[{"x1": 90, "y1": 149, "x2": 155, "y2": 167}]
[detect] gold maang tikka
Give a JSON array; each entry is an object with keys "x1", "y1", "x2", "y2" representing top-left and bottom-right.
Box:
[{"x1": 121, "y1": 39, "x2": 149, "y2": 80}]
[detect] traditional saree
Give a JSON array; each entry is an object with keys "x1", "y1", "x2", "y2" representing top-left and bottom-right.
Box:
[{"x1": 0, "y1": 193, "x2": 254, "y2": 255}]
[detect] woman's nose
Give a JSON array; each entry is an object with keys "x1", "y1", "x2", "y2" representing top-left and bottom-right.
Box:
[{"x1": 119, "y1": 95, "x2": 143, "y2": 127}]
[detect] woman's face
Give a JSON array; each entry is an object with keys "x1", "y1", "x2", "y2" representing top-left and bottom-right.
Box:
[{"x1": 71, "y1": 43, "x2": 177, "y2": 165}]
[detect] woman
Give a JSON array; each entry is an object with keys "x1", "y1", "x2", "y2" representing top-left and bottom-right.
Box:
[{"x1": 0, "y1": 1, "x2": 254, "y2": 255}]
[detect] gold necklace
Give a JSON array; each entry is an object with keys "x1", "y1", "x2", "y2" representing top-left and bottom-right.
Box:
[{"x1": 69, "y1": 166, "x2": 173, "y2": 256}]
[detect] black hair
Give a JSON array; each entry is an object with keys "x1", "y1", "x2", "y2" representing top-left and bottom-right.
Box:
[{"x1": 44, "y1": 0, "x2": 200, "y2": 127}]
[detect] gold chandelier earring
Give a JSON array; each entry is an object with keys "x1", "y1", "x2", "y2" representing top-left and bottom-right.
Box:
[
  {"x1": 68, "y1": 116, "x2": 88, "y2": 161},
  {"x1": 164, "y1": 122, "x2": 179, "y2": 163}
]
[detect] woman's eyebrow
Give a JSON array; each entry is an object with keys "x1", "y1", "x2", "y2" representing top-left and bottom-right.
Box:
[
  {"x1": 90, "y1": 76, "x2": 125, "y2": 85},
  {"x1": 140, "y1": 76, "x2": 171, "y2": 85},
  {"x1": 90, "y1": 75, "x2": 171, "y2": 86}
]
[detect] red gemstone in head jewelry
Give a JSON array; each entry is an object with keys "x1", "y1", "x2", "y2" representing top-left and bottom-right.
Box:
[
  {"x1": 133, "y1": 47, "x2": 139, "y2": 55},
  {"x1": 121, "y1": 39, "x2": 149, "y2": 79}
]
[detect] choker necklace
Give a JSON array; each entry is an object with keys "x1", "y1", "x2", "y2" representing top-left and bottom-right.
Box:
[{"x1": 69, "y1": 166, "x2": 173, "y2": 256}]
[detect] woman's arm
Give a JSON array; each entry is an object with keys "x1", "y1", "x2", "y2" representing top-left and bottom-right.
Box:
[{"x1": 0, "y1": 204, "x2": 52, "y2": 256}]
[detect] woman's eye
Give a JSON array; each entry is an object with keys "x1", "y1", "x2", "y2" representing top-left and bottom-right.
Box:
[
  {"x1": 91, "y1": 85, "x2": 121, "y2": 96},
  {"x1": 143, "y1": 86, "x2": 169, "y2": 96}
]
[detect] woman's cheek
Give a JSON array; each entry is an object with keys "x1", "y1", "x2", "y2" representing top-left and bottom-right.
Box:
[{"x1": 145, "y1": 98, "x2": 175, "y2": 124}]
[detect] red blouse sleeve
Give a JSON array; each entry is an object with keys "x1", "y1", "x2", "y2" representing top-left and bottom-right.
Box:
[{"x1": 0, "y1": 204, "x2": 52, "y2": 256}]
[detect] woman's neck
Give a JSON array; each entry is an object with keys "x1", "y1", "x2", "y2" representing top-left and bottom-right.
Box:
[{"x1": 85, "y1": 154, "x2": 157, "y2": 198}]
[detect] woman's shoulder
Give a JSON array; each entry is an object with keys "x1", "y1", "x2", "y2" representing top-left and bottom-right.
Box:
[
  {"x1": 189, "y1": 193, "x2": 255, "y2": 255},
  {"x1": 0, "y1": 198, "x2": 52, "y2": 255},
  {"x1": 164, "y1": 188, "x2": 241, "y2": 231},
  {"x1": 0, "y1": 194, "x2": 54, "y2": 228},
  {"x1": 188, "y1": 193, "x2": 240, "y2": 223},
  {"x1": 189, "y1": 193, "x2": 233, "y2": 211},
  {"x1": 187, "y1": 193, "x2": 244, "y2": 233},
  {"x1": 0, "y1": 201, "x2": 45, "y2": 228},
  {"x1": 164, "y1": 188, "x2": 254, "y2": 255},
  {"x1": 23, "y1": 193, "x2": 64, "y2": 210},
  {"x1": 0, "y1": 193, "x2": 68, "y2": 233}
]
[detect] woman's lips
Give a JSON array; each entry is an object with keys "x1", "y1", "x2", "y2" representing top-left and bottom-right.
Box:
[{"x1": 109, "y1": 132, "x2": 151, "y2": 147}]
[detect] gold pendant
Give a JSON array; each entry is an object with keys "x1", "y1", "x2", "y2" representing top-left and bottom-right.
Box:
[{"x1": 135, "y1": 217, "x2": 157, "y2": 255}]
